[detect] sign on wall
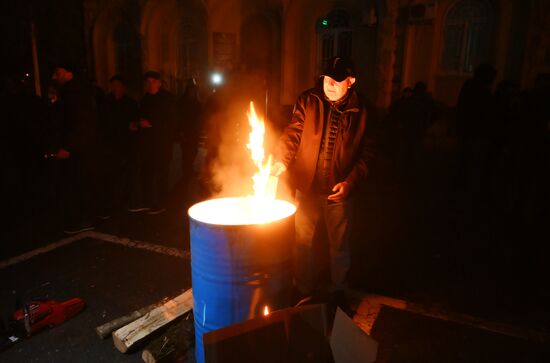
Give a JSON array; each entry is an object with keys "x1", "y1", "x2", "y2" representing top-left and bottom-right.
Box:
[{"x1": 213, "y1": 32, "x2": 236, "y2": 71}]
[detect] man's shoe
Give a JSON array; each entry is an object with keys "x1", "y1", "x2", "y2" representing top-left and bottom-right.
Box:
[
  {"x1": 63, "y1": 223, "x2": 95, "y2": 235},
  {"x1": 127, "y1": 207, "x2": 150, "y2": 212},
  {"x1": 292, "y1": 288, "x2": 329, "y2": 307},
  {"x1": 294, "y1": 295, "x2": 313, "y2": 307},
  {"x1": 147, "y1": 207, "x2": 166, "y2": 215}
]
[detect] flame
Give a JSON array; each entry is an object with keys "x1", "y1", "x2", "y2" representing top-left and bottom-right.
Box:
[
  {"x1": 263, "y1": 305, "x2": 270, "y2": 316},
  {"x1": 246, "y1": 101, "x2": 274, "y2": 201},
  {"x1": 188, "y1": 102, "x2": 297, "y2": 226}
]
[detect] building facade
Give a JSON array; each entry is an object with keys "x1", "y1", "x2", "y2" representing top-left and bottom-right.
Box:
[{"x1": 84, "y1": 0, "x2": 550, "y2": 109}]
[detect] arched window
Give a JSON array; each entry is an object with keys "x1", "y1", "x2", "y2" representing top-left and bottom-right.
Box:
[
  {"x1": 441, "y1": 0, "x2": 494, "y2": 74},
  {"x1": 177, "y1": 15, "x2": 207, "y2": 78},
  {"x1": 317, "y1": 9, "x2": 352, "y2": 73}
]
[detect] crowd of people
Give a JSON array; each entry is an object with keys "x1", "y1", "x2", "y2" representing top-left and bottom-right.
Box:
[
  {"x1": 384, "y1": 65, "x2": 549, "y2": 228},
  {"x1": 2, "y1": 64, "x2": 203, "y2": 235},
  {"x1": 454, "y1": 65, "x2": 550, "y2": 225}
]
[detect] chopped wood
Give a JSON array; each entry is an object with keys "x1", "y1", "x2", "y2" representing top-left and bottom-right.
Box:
[
  {"x1": 141, "y1": 312, "x2": 195, "y2": 363},
  {"x1": 96, "y1": 300, "x2": 166, "y2": 339},
  {"x1": 113, "y1": 289, "x2": 193, "y2": 353}
]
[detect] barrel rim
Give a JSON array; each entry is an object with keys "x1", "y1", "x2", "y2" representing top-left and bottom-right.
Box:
[{"x1": 188, "y1": 197, "x2": 296, "y2": 226}]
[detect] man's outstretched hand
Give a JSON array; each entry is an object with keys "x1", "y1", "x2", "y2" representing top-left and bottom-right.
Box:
[
  {"x1": 271, "y1": 162, "x2": 287, "y2": 177},
  {"x1": 328, "y1": 181, "x2": 350, "y2": 203}
]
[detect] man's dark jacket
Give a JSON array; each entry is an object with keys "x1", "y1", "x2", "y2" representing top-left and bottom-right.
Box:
[
  {"x1": 139, "y1": 89, "x2": 176, "y2": 159},
  {"x1": 274, "y1": 86, "x2": 374, "y2": 194},
  {"x1": 99, "y1": 94, "x2": 139, "y2": 158},
  {"x1": 56, "y1": 78, "x2": 98, "y2": 155}
]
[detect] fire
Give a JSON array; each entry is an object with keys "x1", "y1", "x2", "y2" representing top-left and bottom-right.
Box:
[
  {"x1": 246, "y1": 101, "x2": 274, "y2": 201},
  {"x1": 263, "y1": 305, "x2": 270, "y2": 316},
  {"x1": 188, "y1": 101, "x2": 296, "y2": 226}
]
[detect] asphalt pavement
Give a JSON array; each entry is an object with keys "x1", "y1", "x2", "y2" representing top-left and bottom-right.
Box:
[{"x1": 1, "y1": 148, "x2": 549, "y2": 362}]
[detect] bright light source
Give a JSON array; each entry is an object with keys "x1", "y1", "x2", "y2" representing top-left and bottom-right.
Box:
[
  {"x1": 211, "y1": 72, "x2": 223, "y2": 85},
  {"x1": 322, "y1": 19, "x2": 328, "y2": 26}
]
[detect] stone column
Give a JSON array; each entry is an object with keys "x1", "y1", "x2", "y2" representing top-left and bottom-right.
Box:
[{"x1": 374, "y1": 0, "x2": 399, "y2": 110}]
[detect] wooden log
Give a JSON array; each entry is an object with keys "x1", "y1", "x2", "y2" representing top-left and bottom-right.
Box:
[
  {"x1": 95, "y1": 300, "x2": 166, "y2": 339},
  {"x1": 141, "y1": 312, "x2": 195, "y2": 363},
  {"x1": 113, "y1": 289, "x2": 193, "y2": 353}
]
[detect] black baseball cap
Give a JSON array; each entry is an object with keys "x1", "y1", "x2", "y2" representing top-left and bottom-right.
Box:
[
  {"x1": 322, "y1": 57, "x2": 355, "y2": 82},
  {"x1": 143, "y1": 70, "x2": 161, "y2": 80},
  {"x1": 49, "y1": 56, "x2": 81, "y2": 74},
  {"x1": 109, "y1": 74, "x2": 126, "y2": 84}
]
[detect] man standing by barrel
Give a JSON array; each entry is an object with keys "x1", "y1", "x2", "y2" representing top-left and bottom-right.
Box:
[{"x1": 272, "y1": 57, "x2": 374, "y2": 314}]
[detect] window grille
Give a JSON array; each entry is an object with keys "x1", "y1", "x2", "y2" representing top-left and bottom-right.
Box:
[
  {"x1": 441, "y1": 0, "x2": 493, "y2": 74},
  {"x1": 317, "y1": 9, "x2": 352, "y2": 74}
]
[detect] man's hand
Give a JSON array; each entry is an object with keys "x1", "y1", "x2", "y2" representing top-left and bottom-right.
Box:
[
  {"x1": 55, "y1": 148, "x2": 71, "y2": 160},
  {"x1": 139, "y1": 118, "x2": 152, "y2": 128},
  {"x1": 328, "y1": 181, "x2": 350, "y2": 203},
  {"x1": 271, "y1": 161, "x2": 287, "y2": 177}
]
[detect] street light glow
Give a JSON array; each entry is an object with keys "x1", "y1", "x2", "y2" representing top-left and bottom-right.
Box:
[{"x1": 211, "y1": 72, "x2": 223, "y2": 85}]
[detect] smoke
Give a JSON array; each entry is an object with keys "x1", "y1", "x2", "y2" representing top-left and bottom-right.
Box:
[
  {"x1": 203, "y1": 95, "x2": 255, "y2": 197},
  {"x1": 201, "y1": 71, "x2": 283, "y2": 199},
  {"x1": 210, "y1": 134, "x2": 254, "y2": 198}
]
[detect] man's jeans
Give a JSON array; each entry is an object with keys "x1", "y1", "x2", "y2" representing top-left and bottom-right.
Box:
[{"x1": 294, "y1": 191, "x2": 354, "y2": 295}]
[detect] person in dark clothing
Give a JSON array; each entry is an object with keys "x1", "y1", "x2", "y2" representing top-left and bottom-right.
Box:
[
  {"x1": 1, "y1": 76, "x2": 49, "y2": 232},
  {"x1": 132, "y1": 71, "x2": 176, "y2": 215},
  {"x1": 388, "y1": 82, "x2": 436, "y2": 182},
  {"x1": 91, "y1": 78, "x2": 105, "y2": 110},
  {"x1": 177, "y1": 78, "x2": 203, "y2": 180},
  {"x1": 403, "y1": 82, "x2": 437, "y2": 178},
  {"x1": 51, "y1": 64, "x2": 98, "y2": 234},
  {"x1": 455, "y1": 63, "x2": 497, "y2": 204},
  {"x1": 197, "y1": 85, "x2": 225, "y2": 198},
  {"x1": 490, "y1": 81, "x2": 521, "y2": 209},
  {"x1": 513, "y1": 73, "x2": 550, "y2": 224},
  {"x1": 386, "y1": 87, "x2": 413, "y2": 182},
  {"x1": 97, "y1": 75, "x2": 139, "y2": 216},
  {"x1": 389, "y1": 87, "x2": 413, "y2": 121},
  {"x1": 408, "y1": 82, "x2": 436, "y2": 137},
  {"x1": 272, "y1": 57, "x2": 375, "y2": 313}
]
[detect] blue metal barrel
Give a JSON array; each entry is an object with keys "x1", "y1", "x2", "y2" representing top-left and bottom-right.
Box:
[{"x1": 188, "y1": 198, "x2": 295, "y2": 363}]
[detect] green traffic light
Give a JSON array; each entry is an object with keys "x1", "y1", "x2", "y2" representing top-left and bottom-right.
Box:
[{"x1": 322, "y1": 19, "x2": 328, "y2": 26}]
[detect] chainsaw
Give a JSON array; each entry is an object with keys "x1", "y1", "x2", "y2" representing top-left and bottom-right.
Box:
[{"x1": 1, "y1": 298, "x2": 85, "y2": 351}]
